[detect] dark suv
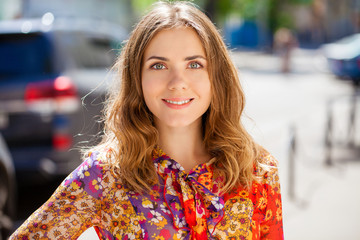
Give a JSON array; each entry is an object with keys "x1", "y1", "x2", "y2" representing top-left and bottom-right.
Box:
[
  {"x1": 0, "y1": 133, "x2": 16, "y2": 239},
  {"x1": 0, "y1": 17, "x2": 126, "y2": 182}
]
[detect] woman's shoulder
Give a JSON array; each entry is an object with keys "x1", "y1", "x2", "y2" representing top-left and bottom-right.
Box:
[
  {"x1": 80, "y1": 150, "x2": 108, "y2": 173},
  {"x1": 63, "y1": 149, "x2": 115, "y2": 186},
  {"x1": 61, "y1": 148, "x2": 126, "y2": 197},
  {"x1": 255, "y1": 146, "x2": 278, "y2": 168},
  {"x1": 253, "y1": 146, "x2": 280, "y2": 187}
]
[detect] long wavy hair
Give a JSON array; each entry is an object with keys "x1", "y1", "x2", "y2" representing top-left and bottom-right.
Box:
[{"x1": 92, "y1": 1, "x2": 259, "y2": 193}]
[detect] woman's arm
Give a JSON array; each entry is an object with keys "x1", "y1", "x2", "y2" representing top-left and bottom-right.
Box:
[{"x1": 10, "y1": 152, "x2": 104, "y2": 239}]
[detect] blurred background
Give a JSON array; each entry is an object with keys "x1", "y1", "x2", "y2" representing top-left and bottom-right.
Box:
[{"x1": 0, "y1": 0, "x2": 359, "y2": 239}]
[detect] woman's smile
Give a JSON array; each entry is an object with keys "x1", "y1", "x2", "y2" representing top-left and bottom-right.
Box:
[{"x1": 162, "y1": 98, "x2": 194, "y2": 109}]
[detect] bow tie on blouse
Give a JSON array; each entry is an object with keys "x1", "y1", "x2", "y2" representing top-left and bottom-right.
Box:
[{"x1": 153, "y1": 148, "x2": 225, "y2": 239}]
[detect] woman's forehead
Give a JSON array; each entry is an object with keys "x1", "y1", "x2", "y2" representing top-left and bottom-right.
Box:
[{"x1": 143, "y1": 27, "x2": 206, "y2": 59}]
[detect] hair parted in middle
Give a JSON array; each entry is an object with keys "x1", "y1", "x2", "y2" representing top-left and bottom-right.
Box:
[{"x1": 95, "y1": 0, "x2": 259, "y2": 193}]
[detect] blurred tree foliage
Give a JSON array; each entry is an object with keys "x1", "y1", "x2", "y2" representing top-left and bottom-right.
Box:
[
  {"x1": 216, "y1": 0, "x2": 260, "y2": 21},
  {"x1": 267, "y1": 0, "x2": 312, "y2": 33},
  {"x1": 214, "y1": 0, "x2": 313, "y2": 33},
  {"x1": 130, "y1": 0, "x2": 313, "y2": 35},
  {"x1": 132, "y1": 0, "x2": 157, "y2": 16}
]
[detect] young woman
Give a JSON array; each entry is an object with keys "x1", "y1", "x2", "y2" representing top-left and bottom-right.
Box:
[{"x1": 10, "y1": 1, "x2": 283, "y2": 239}]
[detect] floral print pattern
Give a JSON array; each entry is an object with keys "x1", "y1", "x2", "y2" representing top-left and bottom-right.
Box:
[{"x1": 10, "y1": 147, "x2": 283, "y2": 239}]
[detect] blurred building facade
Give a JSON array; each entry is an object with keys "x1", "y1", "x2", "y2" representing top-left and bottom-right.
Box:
[
  {"x1": 225, "y1": 0, "x2": 360, "y2": 49},
  {"x1": 0, "y1": 0, "x2": 21, "y2": 20},
  {"x1": 293, "y1": 0, "x2": 360, "y2": 47},
  {"x1": 1, "y1": 0, "x2": 134, "y2": 29},
  {"x1": 1, "y1": 0, "x2": 359, "y2": 47},
  {"x1": 324, "y1": 0, "x2": 360, "y2": 39}
]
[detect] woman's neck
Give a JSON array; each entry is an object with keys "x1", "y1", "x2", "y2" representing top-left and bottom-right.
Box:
[{"x1": 155, "y1": 120, "x2": 210, "y2": 172}]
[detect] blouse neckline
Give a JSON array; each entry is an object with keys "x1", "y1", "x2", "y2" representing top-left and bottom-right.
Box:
[{"x1": 152, "y1": 145, "x2": 217, "y2": 178}]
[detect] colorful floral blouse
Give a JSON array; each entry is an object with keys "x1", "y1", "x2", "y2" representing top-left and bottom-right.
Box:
[{"x1": 10, "y1": 147, "x2": 283, "y2": 240}]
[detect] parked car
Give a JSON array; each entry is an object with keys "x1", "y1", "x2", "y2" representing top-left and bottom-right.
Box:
[
  {"x1": 0, "y1": 133, "x2": 16, "y2": 239},
  {"x1": 0, "y1": 15, "x2": 127, "y2": 183},
  {"x1": 322, "y1": 33, "x2": 360, "y2": 84}
]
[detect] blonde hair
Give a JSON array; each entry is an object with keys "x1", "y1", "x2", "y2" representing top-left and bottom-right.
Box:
[{"x1": 93, "y1": 1, "x2": 259, "y2": 193}]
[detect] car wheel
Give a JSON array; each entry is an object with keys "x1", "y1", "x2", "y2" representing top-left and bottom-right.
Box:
[{"x1": 0, "y1": 164, "x2": 13, "y2": 240}]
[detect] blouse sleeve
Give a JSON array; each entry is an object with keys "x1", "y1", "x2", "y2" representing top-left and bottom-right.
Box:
[
  {"x1": 257, "y1": 152, "x2": 284, "y2": 240},
  {"x1": 9, "y1": 152, "x2": 104, "y2": 240}
]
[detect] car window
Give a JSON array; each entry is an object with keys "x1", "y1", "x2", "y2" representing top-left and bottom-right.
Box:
[
  {"x1": 0, "y1": 33, "x2": 54, "y2": 80},
  {"x1": 55, "y1": 31, "x2": 119, "y2": 69}
]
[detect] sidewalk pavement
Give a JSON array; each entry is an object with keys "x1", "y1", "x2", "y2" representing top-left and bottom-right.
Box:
[{"x1": 236, "y1": 48, "x2": 360, "y2": 240}]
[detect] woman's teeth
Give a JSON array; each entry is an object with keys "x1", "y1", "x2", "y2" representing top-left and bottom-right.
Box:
[{"x1": 164, "y1": 99, "x2": 191, "y2": 105}]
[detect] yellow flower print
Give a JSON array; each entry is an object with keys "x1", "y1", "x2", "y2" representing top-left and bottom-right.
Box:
[
  {"x1": 250, "y1": 220, "x2": 259, "y2": 238},
  {"x1": 155, "y1": 216, "x2": 168, "y2": 229},
  {"x1": 103, "y1": 175, "x2": 109, "y2": 183},
  {"x1": 61, "y1": 204, "x2": 76, "y2": 218},
  {"x1": 116, "y1": 215, "x2": 131, "y2": 229},
  {"x1": 149, "y1": 211, "x2": 168, "y2": 228},
  {"x1": 71, "y1": 220, "x2": 79, "y2": 226},
  {"x1": 276, "y1": 207, "x2": 282, "y2": 221},
  {"x1": 261, "y1": 224, "x2": 270, "y2": 234},
  {"x1": 152, "y1": 234, "x2": 165, "y2": 240},
  {"x1": 261, "y1": 188, "x2": 268, "y2": 199},
  {"x1": 51, "y1": 230, "x2": 62, "y2": 238},
  {"x1": 91, "y1": 178, "x2": 102, "y2": 191},
  {"x1": 274, "y1": 182, "x2": 281, "y2": 193},
  {"x1": 265, "y1": 209, "x2": 272, "y2": 221},
  {"x1": 113, "y1": 207, "x2": 120, "y2": 216},
  {"x1": 269, "y1": 187, "x2": 275, "y2": 196},
  {"x1": 142, "y1": 199, "x2": 154, "y2": 209},
  {"x1": 230, "y1": 221, "x2": 239, "y2": 232},
  {"x1": 80, "y1": 201, "x2": 89, "y2": 209},
  {"x1": 160, "y1": 160, "x2": 172, "y2": 170},
  {"x1": 252, "y1": 182, "x2": 259, "y2": 191},
  {"x1": 275, "y1": 198, "x2": 281, "y2": 208},
  {"x1": 150, "y1": 189, "x2": 160, "y2": 199},
  {"x1": 138, "y1": 212, "x2": 146, "y2": 222},
  {"x1": 173, "y1": 234, "x2": 182, "y2": 240},
  {"x1": 101, "y1": 199, "x2": 114, "y2": 214},
  {"x1": 239, "y1": 190, "x2": 249, "y2": 198},
  {"x1": 174, "y1": 202, "x2": 182, "y2": 211},
  {"x1": 41, "y1": 214, "x2": 48, "y2": 221},
  {"x1": 251, "y1": 220, "x2": 256, "y2": 229},
  {"x1": 120, "y1": 201, "x2": 134, "y2": 216},
  {"x1": 258, "y1": 197, "x2": 267, "y2": 210},
  {"x1": 58, "y1": 200, "x2": 66, "y2": 206},
  {"x1": 70, "y1": 181, "x2": 81, "y2": 190},
  {"x1": 194, "y1": 217, "x2": 207, "y2": 235}
]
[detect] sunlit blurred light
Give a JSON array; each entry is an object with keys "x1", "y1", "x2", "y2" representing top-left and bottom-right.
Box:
[
  {"x1": 42, "y1": 12, "x2": 54, "y2": 26},
  {"x1": 21, "y1": 21, "x2": 32, "y2": 33},
  {"x1": 54, "y1": 76, "x2": 73, "y2": 91}
]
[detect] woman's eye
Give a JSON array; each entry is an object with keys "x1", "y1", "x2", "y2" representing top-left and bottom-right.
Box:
[
  {"x1": 151, "y1": 63, "x2": 166, "y2": 70},
  {"x1": 189, "y1": 62, "x2": 202, "y2": 69}
]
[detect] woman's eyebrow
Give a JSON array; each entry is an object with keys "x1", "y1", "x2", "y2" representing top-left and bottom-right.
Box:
[
  {"x1": 184, "y1": 55, "x2": 206, "y2": 61},
  {"x1": 145, "y1": 55, "x2": 206, "y2": 62},
  {"x1": 146, "y1": 56, "x2": 169, "y2": 62}
]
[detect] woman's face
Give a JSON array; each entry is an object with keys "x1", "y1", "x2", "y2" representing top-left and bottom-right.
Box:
[{"x1": 141, "y1": 27, "x2": 211, "y2": 129}]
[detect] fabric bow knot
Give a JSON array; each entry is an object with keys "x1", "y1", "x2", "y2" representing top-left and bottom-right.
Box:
[{"x1": 156, "y1": 156, "x2": 224, "y2": 238}]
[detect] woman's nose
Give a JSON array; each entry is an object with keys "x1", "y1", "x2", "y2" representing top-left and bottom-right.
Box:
[{"x1": 167, "y1": 69, "x2": 188, "y2": 91}]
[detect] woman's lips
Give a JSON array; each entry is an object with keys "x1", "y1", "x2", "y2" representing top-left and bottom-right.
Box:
[{"x1": 162, "y1": 98, "x2": 194, "y2": 109}]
